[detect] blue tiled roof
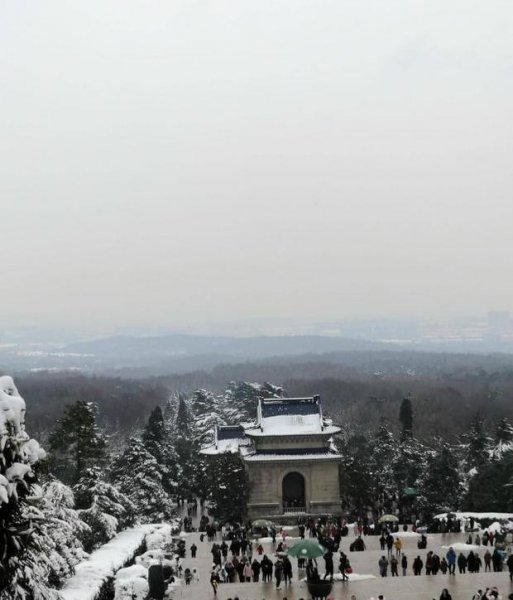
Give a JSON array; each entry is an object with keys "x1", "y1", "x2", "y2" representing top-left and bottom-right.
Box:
[
  {"x1": 216, "y1": 425, "x2": 245, "y2": 440},
  {"x1": 253, "y1": 447, "x2": 330, "y2": 455},
  {"x1": 261, "y1": 397, "x2": 320, "y2": 419}
]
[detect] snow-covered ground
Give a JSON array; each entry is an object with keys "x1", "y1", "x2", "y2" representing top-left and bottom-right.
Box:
[
  {"x1": 60, "y1": 524, "x2": 162, "y2": 600},
  {"x1": 441, "y1": 542, "x2": 482, "y2": 552},
  {"x1": 301, "y1": 572, "x2": 377, "y2": 582},
  {"x1": 434, "y1": 511, "x2": 513, "y2": 521}
]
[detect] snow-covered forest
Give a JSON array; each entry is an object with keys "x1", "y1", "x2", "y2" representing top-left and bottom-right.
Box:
[{"x1": 3, "y1": 370, "x2": 513, "y2": 599}]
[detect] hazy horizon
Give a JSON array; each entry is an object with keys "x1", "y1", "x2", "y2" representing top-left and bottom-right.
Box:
[{"x1": 2, "y1": 1, "x2": 512, "y2": 330}]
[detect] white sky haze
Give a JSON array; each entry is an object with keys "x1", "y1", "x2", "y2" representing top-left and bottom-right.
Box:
[{"x1": 1, "y1": 1, "x2": 512, "y2": 329}]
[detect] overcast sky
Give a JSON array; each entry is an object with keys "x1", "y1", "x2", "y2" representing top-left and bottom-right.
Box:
[{"x1": 1, "y1": 1, "x2": 512, "y2": 331}]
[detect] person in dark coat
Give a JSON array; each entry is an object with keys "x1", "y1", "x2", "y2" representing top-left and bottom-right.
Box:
[
  {"x1": 457, "y1": 552, "x2": 467, "y2": 574},
  {"x1": 492, "y1": 548, "x2": 503, "y2": 572},
  {"x1": 401, "y1": 554, "x2": 408, "y2": 576},
  {"x1": 209, "y1": 570, "x2": 220, "y2": 595},
  {"x1": 432, "y1": 553, "x2": 440, "y2": 575},
  {"x1": 440, "y1": 557, "x2": 448, "y2": 574},
  {"x1": 324, "y1": 550, "x2": 334, "y2": 581},
  {"x1": 378, "y1": 555, "x2": 389, "y2": 577},
  {"x1": 484, "y1": 549, "x2": 492, "y2": 571},
  {"x1": 339, "y1": 552, "x2": 349, "y2": 581},
  {"x1": 261, "y1": 555, "x2": 273, "y2": 582},
  {"x1": 390, "y1": 555, "x2": 399, "y2": 576},
  {"x1": 467, "y1": 550, "x2": 476, "y2": 573},
  {"x1": 274, "y1": 558, "x2": 284, "y2": 589},
  {"x1": 251, "y1": 558, "x2": 261, "y2": 582},
  {"x1": 190, "y1": 543, "x2": 197, "y2": 558},
  {"x1": 236, "y1": 560, "x2": 244, "y2": 582},
  {"x1": 426, "y1": 551, "x2": 433, "y2": 575},
  {"x1": 379, "y1": 533, "x2": 386, "y2": 550},
  {"x1": 413, "y1": 555, "x2": 423, "y2": 575},
  {"x1": 507, "y1": 553, "x2": 513, "y2": 580},
  {"x1": 283, "y1": 555, "x2": 293, "y2": 584},
  {"x1": 439, "y1": 589, "x2": 452, "y2": 600}
]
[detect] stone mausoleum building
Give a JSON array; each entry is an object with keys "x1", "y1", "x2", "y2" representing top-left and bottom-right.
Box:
[{"x1": 202, "y1": 396, "x2": 342, "y2": 519}]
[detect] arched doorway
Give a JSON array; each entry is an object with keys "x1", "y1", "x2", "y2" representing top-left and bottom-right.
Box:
[{"x1": 282, "y1": 472, "x2": 305, "y2": 511}]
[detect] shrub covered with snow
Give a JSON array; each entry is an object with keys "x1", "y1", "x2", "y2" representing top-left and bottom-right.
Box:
[
  {"x1": 74, "y1": 467, "x2": 136, "y2": 552},
  {"x1": 0, "y1": 376, "x2": 85, "y2": 600}
]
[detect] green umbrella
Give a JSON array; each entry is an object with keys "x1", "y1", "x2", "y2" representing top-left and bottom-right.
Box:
[
  {"x1": 252, "y1": 519, "x2": 274, "y2": 529},
  {"x1": 287, "y1": 539, "x2": 327, "y2": 559},
  {"x1": 378, "y1": 514, "x2": 399, "y2": 523}
]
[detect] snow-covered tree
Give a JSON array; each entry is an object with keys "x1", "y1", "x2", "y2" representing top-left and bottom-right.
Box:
[
  {"x1": 110, "y1": 438, "x2": 174, "y2": 522},
  {"x1": 465, "y1": 450, "x2": 513, "y2": 511},
  {"x1": 417, "y1": 440, "x2": 465, "y2": 515},
  {"x1": 142, "y1": 406, "x2": 179, "y2": 493},
  {"x1": 205, "y1": 453, "x2": 248, "y2": 524},
  {"x1": 496, "y1": 417, "x2": 513, "y2": 444},
  {"x1": 462, "y1": 417, "x2": 491, "y2": 471},
  {"x1": 174, "y1": 397, "x2": 199, "y2": 499},
  {"x1": 38, "y1": 480, "x2": 90, "y2": 583},
  {"x1": 163, "y1": 393, "x2": 179, "y2": 429},
  {"x1": 191, "y1": 390, "x2": 226, "y2": 446},
  {"x1": 49, "y1": 400, "x2": 107, "y2": 484},
  {"x1": 74, "y1": 467, "x2": 135, "y2": 551},
  {"x1": 221, "y1": 381, "x2": 282, "y2": 423},
  {"x1": 0, "y1": 376, "x2": 84, "y2": 600},
  {"x1": 337, "y1": 433, "x2": 375, "y2": 515},
  {"x1": 369, "y1": 425, "x2": 399, "y2": 513}
]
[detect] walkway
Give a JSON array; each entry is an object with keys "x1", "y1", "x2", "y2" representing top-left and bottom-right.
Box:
[{"x1": 174, "y1": 506, "x2": 513, "y2": 600}]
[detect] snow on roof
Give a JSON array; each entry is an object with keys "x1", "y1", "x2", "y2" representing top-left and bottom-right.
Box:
[
  {"x1": 246, "y1": 396, "x2": 341, "y2": 437},
  {"x1": 201, "y1": 438, "x2": 247, "y2": 455},
  {"x1": 246, "y1": 413, "x2": 340, "y2": 437},
  {"x1": 200, "y1": 424, "x2": 249, "y2": 455},
  {"x1": 244, "y1": 451, "x2": 342, "y2": 462}
]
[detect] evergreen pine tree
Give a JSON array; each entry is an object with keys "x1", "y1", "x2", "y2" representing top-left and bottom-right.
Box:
[
  {"x1": 74, "y1": 467, "x2": 135, "y2": 551},
  {"x1": 496, "y1": 417, "x2": 513, "y2": 444},
  {"x1": 174, "y1": 396, "x2": 198, "y2": 499},
  {"x1": 337, "y1": 434, "x2": 375, "y2": 512},
  {"x1": 205, "y1": 453, "x2": 248, "y2": 523},
  {"x1": 464, "y1": 418, "x2": 491, "y2": 470},
  {"x1": 175, "y1": 395, "x2": 191, "y2": 437},
  {"x1": 465, "y1": 451, "x2": 513, "y2": 511},
  {"x1": 142, "y1": 406, "x2": 179, "y2": 493},
  {"x1": 0, "y1": 376, "x2": 84, "y2": 600},
  {"x1": 399, "y1": 397, "x2": 413, "y2": 440},
  {"x1": 49, "y1": 400, "x2": 106, "y2": 484},
  {"x1": 418, "y1": 440, "x2": 464, "y2": 515},
  {"x1": 110, "y1": 438, "x2": 174, "y2": 522},
  {"x1": 370, "y1": 425, "x2": 399, "y2": 513},
  {"x1": 163, "y1": 393, "x2": 179, "y2": 428}
]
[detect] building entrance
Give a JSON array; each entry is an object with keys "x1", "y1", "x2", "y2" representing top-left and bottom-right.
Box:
[{"x1": 282, "y1": 471, "x2": 305, "y2": 511}]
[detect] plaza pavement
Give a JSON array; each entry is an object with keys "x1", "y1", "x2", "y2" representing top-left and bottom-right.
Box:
[{"x1": 175, "y1": 506, "x2": 513, "y2": 600}]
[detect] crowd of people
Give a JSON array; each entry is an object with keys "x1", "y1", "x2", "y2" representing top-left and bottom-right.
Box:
[{"x1": 161, "y1": 509, "x2": 513, "y2": 600}]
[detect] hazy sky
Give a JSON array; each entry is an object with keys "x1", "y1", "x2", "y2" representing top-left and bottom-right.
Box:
[{"x1": 1, "y1": 1, "x2": 512, "y2": 330}]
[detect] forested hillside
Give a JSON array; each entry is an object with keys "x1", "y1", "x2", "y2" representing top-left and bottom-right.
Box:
[{"x1": 11, "y1": 349, "x2": 513, "y2": 441}]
